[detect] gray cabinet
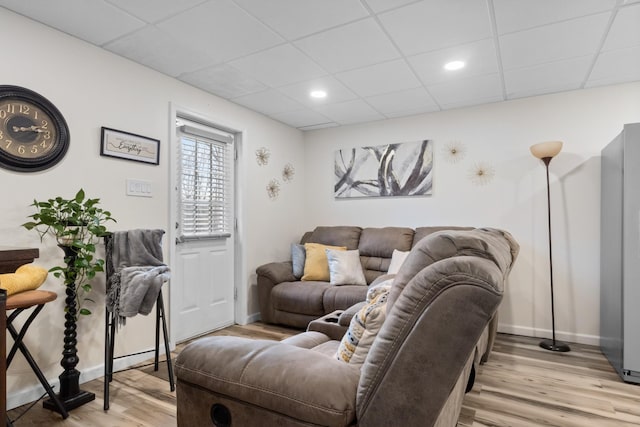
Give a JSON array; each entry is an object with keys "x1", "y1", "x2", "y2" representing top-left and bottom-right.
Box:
[{"x1": 600, "y1": 122, "x2": 640, "y2": 384}]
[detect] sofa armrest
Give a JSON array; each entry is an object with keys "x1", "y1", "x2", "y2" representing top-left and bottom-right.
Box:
[
  {"x1": 308, "y1": 311, "x2": 349, "y2": 340},
  {"x1": 256, "y1": 261, "x2": 296, "y2": 284},
  {"x1": 256, "y1": 261, "x2": 296, "y2": 324},
  {"x1": 338, "y1": 302, "x2": 366, "y2": 327},
  {"x1": 176, "y1": 336, "x2": 360, "y2": 426}
]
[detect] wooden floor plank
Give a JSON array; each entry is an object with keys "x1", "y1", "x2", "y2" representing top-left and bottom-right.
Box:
[{"x1": 7, "y1": 327, "x2": 640, "y2": 426}]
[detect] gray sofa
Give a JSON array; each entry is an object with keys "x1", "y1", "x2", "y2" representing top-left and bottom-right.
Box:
[
  {"x1": 175, "y1": 228, "x2": 519, "y2": 427},
  {"x1": 257, "y1": 225, "x2": 472, "y2": 329}
]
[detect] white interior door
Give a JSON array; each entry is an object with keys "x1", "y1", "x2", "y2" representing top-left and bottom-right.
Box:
[{"x1": 171, "y1": 116, "x2": 235, "y2": 342}]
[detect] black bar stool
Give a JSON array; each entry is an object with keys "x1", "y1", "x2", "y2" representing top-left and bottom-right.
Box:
[
  {"x1": 103, "y1": 290, "x2": 175, "y2": 410},
  {"x1": 5, "y1": 290, "x2": 68, "y2": 425},
  {"x1": 103, "y1": 232, "x2": 175, "y2": 411}
]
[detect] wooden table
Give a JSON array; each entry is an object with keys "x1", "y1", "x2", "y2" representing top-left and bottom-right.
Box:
[
  {"x1": 0, "y1": 247, "x2": 39, "y2": 424},
  {"x1": 0, "y1": 247, "x2": 39, "y2": 275}
]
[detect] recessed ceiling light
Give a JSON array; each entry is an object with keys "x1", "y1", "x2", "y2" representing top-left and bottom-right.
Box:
[
  {"x1": 444, "y1": 60, "x2": 465, "y2": 71},
  {"x1": 310, "y1": 90, "x2": 327, "y2": 99}
]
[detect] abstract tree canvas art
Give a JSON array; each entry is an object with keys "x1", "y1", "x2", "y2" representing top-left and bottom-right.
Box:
[{"x1": 334, "y1": 140, "x2": 433, "y2": 198}]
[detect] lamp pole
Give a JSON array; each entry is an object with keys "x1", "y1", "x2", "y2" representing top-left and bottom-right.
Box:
[
  {"x1": 537, "y1": 155, "x2": 570, "y2": 353},
  {"x1": 530, "y1": 141, "x2": 569, "y2": 352}
]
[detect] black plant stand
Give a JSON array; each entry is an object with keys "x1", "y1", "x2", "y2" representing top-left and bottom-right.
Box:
[{"x1": 43, "y1": 245, "x2": 95, "y2": 413}]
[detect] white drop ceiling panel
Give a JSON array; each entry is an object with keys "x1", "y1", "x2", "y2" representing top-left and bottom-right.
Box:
[
  {"x1": 314, "y1": 99, "x2": 385, "y2": 125},
  {"x1": 295, "y1": 18, "x2": 400, "y2": 73},
  {"x1": 232, "y1": 0, "x2": 368, "y2": 39},
  {"x1": 229, "y1": 44, "x2": 327, "y2": 88},
  {"x1": 269, "y1": 109, "x2": 333, "y2": 128},
  {"x1": 365, "y1": 87, "x2": 439, "y2": 116},
  {"x1": 105, "y1": 0, "x2": 205, "y2": 24},
  {"x1": 500, "y1": 13, "x2": 611, "y2": 70},
  {"x1": 602, "y1": 3, "x2": 640, "y2": 51},
  {"x1": 0, "y1": 0, "x2": 638, "y2": 130},
  {"x1": 505, "y1": 56, "x2": 592, "y2": 99},
  {"x1": 428, "y1": 74, "x2": 503, "y2": 107},
  {"x1": 335, "y1": 59, "x2": 421, "y2": 97},
  {"x1": 298, "y1": 123, "x2": 340, "y2": 131},
  {"x1": 156, "y1": 0, "x2": 283, "y2": 64},
  {"x1": 493, "y1": 0, "x2": 616, "y2": 35},
  {"x1": 105, "y1": 26, "x2": 217, "y2": 77},
  {"x1": 378, "y1": 0, "x2": 492, "y2": 56},
  {"x1": 409, "y1": 39, "x2": 499, "y2": 86},
  {"x1": 278, "y1": 76, "x2": 358, "y2": 107},
  {"x1": 0, "y1": 0, "x2": 145, "y2": 45},
  {"x1": 363, "y1": 0, "x2": 419, "y2": 14},
  {"x1": 587, "y1": 45, "x2": 640, "y2": 87},
  {"x1": 232, "y1": 89, "x2": 302, "y2": 115},
  {"x1": 180, "y1": 64, "x2": 267, "y2": 99}
]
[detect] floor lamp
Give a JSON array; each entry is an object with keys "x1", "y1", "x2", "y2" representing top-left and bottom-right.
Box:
[{"x1": 530, "y1": 141, "x2": 571, "y2": 353}]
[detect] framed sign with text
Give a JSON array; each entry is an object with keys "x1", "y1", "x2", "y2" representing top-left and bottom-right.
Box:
[{"x1": 100, "y1": 127, "x2": 159, "y2": 165}]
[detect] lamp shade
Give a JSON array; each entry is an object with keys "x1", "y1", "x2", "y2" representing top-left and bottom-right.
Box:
[{"x1": 530, "y1": 141, "x2": 563, "y2": 159}]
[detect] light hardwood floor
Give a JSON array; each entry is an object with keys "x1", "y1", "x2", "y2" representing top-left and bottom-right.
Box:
[{"x1": 7, "y1": 324, "x2": 640, "y2": 426}]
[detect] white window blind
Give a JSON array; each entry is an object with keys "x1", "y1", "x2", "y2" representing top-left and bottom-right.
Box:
[{"x1": 177, "y1": 119, "x2": 233, "y2": 241}]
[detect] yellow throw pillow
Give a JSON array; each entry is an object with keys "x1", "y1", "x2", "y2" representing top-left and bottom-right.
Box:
[
  {"x1": 301, "y1": 243, "x2": 346, "y2": 281},
  {"x1": 0, "y1": 264, "x2": 48, "y2": 296}
]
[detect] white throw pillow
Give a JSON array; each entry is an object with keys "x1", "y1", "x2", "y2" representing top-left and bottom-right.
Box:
[
  {"x1": 387, "y1": 249, "x2": 410, "y2": 274},
  {"x1": 326, "y1": 249, "x2": 367, "y2": 286}
]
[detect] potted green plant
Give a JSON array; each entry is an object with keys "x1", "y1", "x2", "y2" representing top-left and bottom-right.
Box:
[
  {"x1": 22, "y1": 188, "x2": 116, "y2": 412},
  {"x1": 22, "y1": 188, "x2": 116, "y2": 316}
]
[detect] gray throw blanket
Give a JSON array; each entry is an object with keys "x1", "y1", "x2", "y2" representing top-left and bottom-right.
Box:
[{"x1": 106, "y1": 229, "x2": 170, "y2": 327}]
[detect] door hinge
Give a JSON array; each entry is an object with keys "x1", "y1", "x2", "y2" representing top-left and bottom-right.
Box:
[
  {"x1": 234, "y1": 217, "x2": 238, "y2": 230},
  {"x1": 234, "y1": 148, "x2": 238, "y2": 161},
  {"x1": 234, "y1": 287, "x2": 238, "y2": 301}
]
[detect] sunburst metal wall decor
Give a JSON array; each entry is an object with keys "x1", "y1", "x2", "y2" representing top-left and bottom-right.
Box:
[
  {"x1": 266, "y1": 179, "x2": 280, "y2": 200},
  {"x1": 468, "y1": 162, "x2": 495, "y2": 185},
  {"x1": 255, "y1": 147, "x2": 270, "y2": 166},
  {"x1": 442, "y1": 140, "x2": 467, "y2": 163},
  {"x1": 282, "y1": 163, "x2": 295, "y2": 182}
]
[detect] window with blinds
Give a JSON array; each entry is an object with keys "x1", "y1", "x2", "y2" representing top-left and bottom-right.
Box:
[{"x1": 177, "y1": 120, "x2": 233, "y2": 241}]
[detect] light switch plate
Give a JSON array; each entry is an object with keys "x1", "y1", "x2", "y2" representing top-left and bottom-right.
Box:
[{"x1": 126, "y1": 179, "x2": 153, "y2": 197}]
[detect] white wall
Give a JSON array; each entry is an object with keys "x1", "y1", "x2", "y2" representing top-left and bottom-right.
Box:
[
  {"x1": 0, "y1": 8, "x2": 306, "y2": 408},
  {"x1": 304, "y1": 82, "x2": 640, "y2": 345}
]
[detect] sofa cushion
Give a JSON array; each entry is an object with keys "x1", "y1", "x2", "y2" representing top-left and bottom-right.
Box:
[
  {"x1": 359, "y1": 257, "x2": 389, "y2": 284},
  {"x1": 412, "y1": 226, "x2": 473, "y2": 248},
  {"x1": 387, "y1": 249, "x2": 409, "y2": 274},
  {"x1": 176, "y1": 337, "x2": 360, "y2": 426},
  {"x1": 323, "y1": 285, "x2": 369, "y2": 313},
  {"x1": 281, "y1": 331, "x2": 330, "y2": 349},
  {"x1": 358, "y1": 227, "x2": 413, "y2": 258},
  {"x1": 291, "y1": 244, "x2": 306, "y2": 279},
  {"x1": 308, "y1": 226, "x2": 362, "y2": 249},
  {"x1": 272, "y1": 282, "x2": 330, "y2": 316},
  {"x1": 336, "y1": 285, "x2": 391, "y2": 364},
  {"x1": 312, "y1": 340, "x2": 341, "y2": 357},
  {"x1": 326, "y1": 249, "x2": 367, "y2": 286},
  {"x1": 358, "y1": 227, "x2": 413, "y2": 284},
  {"x1": 0, "y1": 264, "x2": 48, "y2": 296},
  {"x1": 302, "y1": 243, "x2": 346, "y2": 281},
  {"x1": 389, "y1": 228, "x2": 519, "y2": 311}
]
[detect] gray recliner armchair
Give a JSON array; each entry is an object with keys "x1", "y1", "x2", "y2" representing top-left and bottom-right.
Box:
[{"x1": 175, "y1": 228, "x2": 519, "y2": 427}]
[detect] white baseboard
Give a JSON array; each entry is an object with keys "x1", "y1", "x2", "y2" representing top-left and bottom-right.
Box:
[
  {"x1": 245, "y1": 312, "x2": 261, "y2": 324},
  {"x1": 498, "y1": 323, "x2": 600, "y2": 346},
  {"x1": 235, "y1": 312, "x2": 261, "y2": 326},
  {"x1": 7, "y1": 346, "x2": 168, "y2": 411}
]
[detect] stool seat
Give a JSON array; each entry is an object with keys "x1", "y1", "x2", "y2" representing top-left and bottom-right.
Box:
[{"x1": 6, "y1": 290, "x2": 57, "y2": 311}]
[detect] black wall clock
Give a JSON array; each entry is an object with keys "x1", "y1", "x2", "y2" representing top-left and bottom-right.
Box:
[{"x1": 0, "y1": 85, "x2": 70, "y2": 172}]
